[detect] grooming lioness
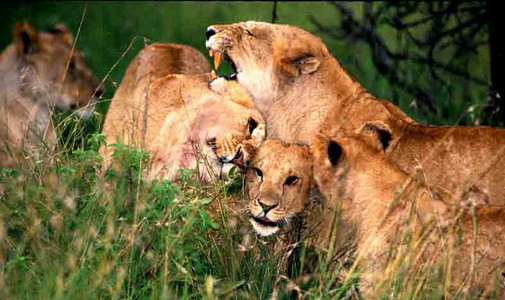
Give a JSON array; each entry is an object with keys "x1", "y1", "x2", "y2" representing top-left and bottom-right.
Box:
[
  {"x1": 101, "y1": 43, "x2": 266, "y2": 181},
  {"x1": 0, "y1": 22, "x2": 102, "y2": 167},
  {"x1": 205, "y1": 21, "x2": 505, "y2": 205},
  {"x1": 312, "y1": 133, "x2": 505, "y2": 297}
]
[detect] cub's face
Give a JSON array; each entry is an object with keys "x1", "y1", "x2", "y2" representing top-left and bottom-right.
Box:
[
  {"x1": 13, "y1": 22, "x2": 102, "y2": 116},
  {"x1": 205, "y1": 21, "x2": 326, "y2": 102},
  {"x1": 245, "y1": 139, "x2": 313, "y2": 236}
]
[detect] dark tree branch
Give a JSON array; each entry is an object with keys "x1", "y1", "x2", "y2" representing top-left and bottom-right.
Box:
[
  {"x1": 312, "y1": 2, "x2": 491, "y2": 117},
  {"x1": 272, "y1": 1, "x2": 278, "y2": 24}
]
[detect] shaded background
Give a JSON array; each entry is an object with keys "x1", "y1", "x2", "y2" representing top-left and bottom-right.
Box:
[{"x1": 1, "y1": 2, "x2": 496, "y2": 136}]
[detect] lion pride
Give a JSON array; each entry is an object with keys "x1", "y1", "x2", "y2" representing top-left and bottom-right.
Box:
[
  {"x1": 312, "y1": 133, "x2": 505, "y2": 297},
  {"x1": 205, "y1": 21, "x2": 505, "y2": 205},
  {"x1": 0, "y1": 21, "x2": 102, "y2": 167},
  {"x1": 100, "y1": 43, "x2": 266, "y2": 181}
]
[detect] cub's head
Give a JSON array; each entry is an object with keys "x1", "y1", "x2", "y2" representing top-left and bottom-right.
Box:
[
  {"x1": 205, "y1": 21, "x2": 329, "y2": 102},
  {"x1": 12, "y1": 21, "x2": 102, "y2": 115},
  {"x1": 195, "y1": 78, "x2": 266, "y2": 178},
  {"x1": 245, "y1": 139, "x2": 313, "y2": 236},
  {"x1": 311, "y1": 121, "x2": 395, "y2": 202}
]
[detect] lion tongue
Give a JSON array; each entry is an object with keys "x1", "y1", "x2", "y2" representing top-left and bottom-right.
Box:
[
  {"x1": 214, "y1": 52, "x2": 223, "y2": 70},
  {"x1": 258, "y1": 217, "x2": 276, "y2": 225}
]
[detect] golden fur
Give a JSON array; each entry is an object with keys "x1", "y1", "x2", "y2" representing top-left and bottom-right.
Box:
[
  {"x1": 359, "y1": 119, "x2": 505, "y2": 205},
  {"x1": 245, "y1": 139, "x2": 314, "y2": 237},
  {"x1": 100, "y1": 43, "x2": 266, "y2": 181},
  {"x1": 312, "y1": 133, "x2": 505, "y2": 296},
  {"x1": 0, "y1": 22, "x2": 102, "y2": 167},
  {"x1": 101, "y1": 42, "x2": 212, "y2": 151},
  {"x1": 205, "y1": 21, "x2": 413, "y2": 145},
  {"x1": 205, "y1": 21, "x2": 505, "y2": 206}
]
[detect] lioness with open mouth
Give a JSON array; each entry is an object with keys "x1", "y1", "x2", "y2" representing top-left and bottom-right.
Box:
[
  {"x1": 205, "y1": 21, "x2": 413, "y2": 145},
  {"x1": 205, "y1": 21, "x2": 505, "y2": 206}
]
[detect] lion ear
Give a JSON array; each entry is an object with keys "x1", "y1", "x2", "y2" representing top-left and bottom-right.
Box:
[
  {"x1": 13, "y1": 21, "x2": 39, "y2": 55},
  {"x1": 49, "y1": 23, "x2": 74, "y2": 44},
  {"x1": 295, "y1": 53, "x2": 321, "y2": 75},
  {"x1": 327, "y1": 139, "x2": 343, "y2": 167},
  {"x1": 280, "y1": 52, "x2": 321, "y2": 77},
  {"x1": 360, "y1": 121, "x2": 393, "y2": 152},
  {"x1": 310, "y1": 134, "x2": 342, "y2": 168}
]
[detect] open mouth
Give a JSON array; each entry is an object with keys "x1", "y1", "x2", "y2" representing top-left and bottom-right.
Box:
[
  {"x1": 249, "y1": 214, "x2": 285, "y2": 237},
  {"x1": 250, "y1": 214, "x2": 285, "y2": 228},
  {"x1": 209, "y1": 50, "x2": 237, "y2": 81},
  {"x1": 229, "y1": 147, "x2": 244, "y2": 167},
  {"x1": 253, "y1": 216, "x2": 278, "y2": 227}
]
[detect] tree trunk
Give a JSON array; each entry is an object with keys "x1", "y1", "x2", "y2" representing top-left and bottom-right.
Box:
[{"x1": 484, "y1": 0, "x2": 505, "y2": 126}]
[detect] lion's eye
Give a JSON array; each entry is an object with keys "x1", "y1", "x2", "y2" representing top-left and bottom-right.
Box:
[
  {"x1": 284, "y1": 175, "x2": 299, "y2": 186},
  {"x1": 253, "y1": 167, "x2": 263, "y2": 178},
  {"x1": 206, "y1": 137, "x2": 217, "y2": 147},
  {"x1": 245, "y1": 29, "x2": 255, "y2": 37}
]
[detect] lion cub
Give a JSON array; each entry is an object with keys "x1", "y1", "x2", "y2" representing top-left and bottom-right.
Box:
[
  {"x1": 312, "y1": 130, "x2": 505, "y2": 297},
  {"x1": 1, "y1": 22, "x2": 102, "y2": 167},
  {"x1": 244, "y1": 138, "x2": 352, "y2": 264}
]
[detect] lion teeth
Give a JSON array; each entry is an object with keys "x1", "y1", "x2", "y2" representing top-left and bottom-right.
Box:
[
  {"x1": 209, "y1": 49, "x2": 214, "y2": 57},
  {"x1": 214, "y1": 52, "x2": 222, "y2": 70},
  {"x1": 211, "y1": 70, "x2": 217, "y2": 79}
]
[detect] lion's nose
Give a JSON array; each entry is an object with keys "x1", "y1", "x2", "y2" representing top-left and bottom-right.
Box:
[
  {"x1": 206, "y1": 27, "x2": 216, "y2": 40},
  {"x1": 259, "y1": 201, "x2": 278, "y2": 214}
]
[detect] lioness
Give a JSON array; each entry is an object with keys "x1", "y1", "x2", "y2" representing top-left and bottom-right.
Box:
[
  {"x1": 205, "y1": 21, "x2": 413, "y2": 145},
  {"x1": 0, "y1": 21, "x2": 102, "y2": 167},
  {"x1": 312, "y1": 133, "x2": 505, "y2": 297},
  {"x1": 205, "y1": 21, "x2": 505, "y2": 206},
  {"x1": 100, "y1": 43, "x2": 266, "y2": 181}
]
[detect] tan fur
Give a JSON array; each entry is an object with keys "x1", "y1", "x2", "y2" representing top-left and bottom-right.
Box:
[
  {"x1": 244, "y1": 139, "x2": 358, "y2": 266},
  {"x1": 245, "y1": 139, "x2": 314, "y2": 237},
  {"x1": 312, "y1": 134, "x2": 505, "y2": 297},
  {"x1": 359, "y1": 119, "x2": 505, "y2": 206},
  {"x1": 100, "y1": 43, "x2": 266, "y2": 181},
  {"x1": 205, "y1": 21, "x2": 413, "y2": 145},
  {"x1": 101, "y1": 42, "x2": 212, "y2": 151},
  {"x1": 206, "y1": 21, "x2": 505, "y2": 207},
  {"x1": 0, "y1": 22, "x2": 102, "y2": 167}
]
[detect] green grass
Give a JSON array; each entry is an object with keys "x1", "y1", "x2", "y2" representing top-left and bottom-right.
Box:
[
  {"x1": 0, "y1": 134, "x2": 357, "y2": 299},
  {"x1": 2, "y1": 133, "x2": 503, "y2": 299}
]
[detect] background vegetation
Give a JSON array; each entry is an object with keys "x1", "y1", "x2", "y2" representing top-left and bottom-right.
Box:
[{"x1": 1, "y1": 2, "x2": 497, "y2": 299}]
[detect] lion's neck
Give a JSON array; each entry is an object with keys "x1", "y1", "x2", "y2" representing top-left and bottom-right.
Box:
[
  {"x1": 344, "y1": 159, "x2": 409, "y2": 222},
  {"x1": 260, "y1": 56, "x2": 375, "y2": 143}
]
